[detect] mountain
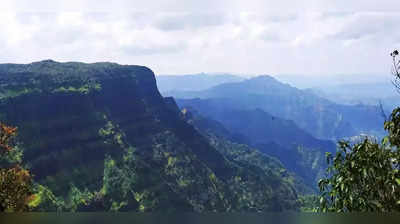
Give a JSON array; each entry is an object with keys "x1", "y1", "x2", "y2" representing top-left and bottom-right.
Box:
[
  {"x1": 177, "y1": 98, "x2": 335, "y2": 150},
  {"x1": 176, "y1": 98, "x2": 335, "y2": 190},
  {"x1": 165, "y1": 75, "x2": 385, "y2": 140},
  {"x1": 0, "y1": 60, "x2": 298, "y2": 211},
  {"x1": 307, "y1": 83, "x2": 399, "y2": 112},
  {"x1": 155, "y1": 73, "x2": 245, "y2": 93},
  {"x1": 180, "y1": 107, "x2": 320, "y2": 193}
]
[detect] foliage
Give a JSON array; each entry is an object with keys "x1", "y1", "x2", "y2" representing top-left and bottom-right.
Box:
[
  {"x1": 0, "y1": 166, "x2": 34, "y2": 211},
  {"x1": 29, "y1": 184, "x2": 64, "y2": 211},
  {"x1": 207, "y1": 134, "x2": 300, "y2": 210},
  {"x1": 0, "y1": 60, "x2": 303, "y2": 212},
  {"x1": 0, "y1": 145, "x2": 23, "y2": 166},
  {"x1": 182, "y1": 109, "x2": 301, "y2": 210},
  {"x1": 0, "y1": 123, "x2": 17, "y2": 152},
  {"x1": 385, "y1": 107, "x2": 400, "y2": 147},
  {"x1": 182, "y1": 107, "x2": 319, "y2": 193},
  {"x1": 390, "y1": 49, "x2": 400, "y2": 91},
  {"x1": 65, "y1": 184, "x2": 96, "y2": 211},
  {"x1": 178, "y1": 102, "x2": 341, "y2": 192},
  {"x1": 0, "y1": 122, "x2": 34, "y2": 212},
  {"x1": 101, "y1": 152, "x2": 136, "y2": 203},
  {"x1": 297, "y1": 194, "x2": 319, "y2": 212},
  {"x1": 318, "y1": 110, "x2": 400, "y2": 212},
  {"x1": 318, "y1": 51, "x2": 400, "y2": 212},
  {"x1": 52, "y1": 83, "x2": 101, "y2": 94}
]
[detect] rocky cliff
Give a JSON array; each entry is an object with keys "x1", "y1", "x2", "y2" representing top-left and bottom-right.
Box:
[{"x1": 0, "y1": 60, "x2": 299, "y2": 211}]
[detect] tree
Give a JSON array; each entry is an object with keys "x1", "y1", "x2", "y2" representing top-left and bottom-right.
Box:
[
  {"x1": 0, "y1": 122, "x2": 34, "y2": 212},
  {"x1": 318, "y1": 137, "x2": 400, "y2": 212},
  {"x1": 390, "y1": 49, "x2": 400, "y2": 92},
  {"x1": 318, "y1": 51, "x2": 400, "y2": 212}
]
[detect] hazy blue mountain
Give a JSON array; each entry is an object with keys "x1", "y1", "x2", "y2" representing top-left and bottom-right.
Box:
[
  {"x1": 180, "y1": 107, "x2": 316, "y2": 194},
  {"x1": 177, "y1": 98, "x2": 335, "y2": 150},
  {"x1": 307, "y1": 83, "x2": 399, "y2": 112},
  {"x1": 177, "y1": 99, "x2": 335, "y2": 190},
  {"x1": 277, "y1": 74, "x2": 398, "y2": 111},
  {"x1": 155, "y1": 73, "x2": 245, "y2": 93},
  {"x1": 168, "y1": 75, "x2": 385, "y2": 140},
  {"x1": 275, "y1": 74, "x2": 393, "y2": 89}
]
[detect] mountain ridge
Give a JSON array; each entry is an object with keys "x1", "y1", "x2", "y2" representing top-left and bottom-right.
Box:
[
  {"x1": 177, "y1": 98, "x2": 335, "y2": 190},
  {"x1": 165, "y1": 75, "x2": 384, "y2": 140},
  {"x1": 0, "y1": 60, "x2": 299, "y2": 211}
]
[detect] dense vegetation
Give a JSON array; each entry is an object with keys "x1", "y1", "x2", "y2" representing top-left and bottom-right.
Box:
[
  {"x1": 1, "y1": 53, "x2": 398, "y2": 212},
  {"x1": 177, "y1": 99, "x2": 335, "y2": 191},
  {"x1": 180, "y1": 107, "x2": 314, "y2": 194},
  {"x1": 0, "y1": 123, "x2": 34, "y2": 211},
  {"x1": 317, "y1": 50, "x2": 400, "y2": 212},
  {"x1": 318, "y1": 109, "x2": 400, "y2": 212},
  {"x1": 0, "y1": 60, "x2": 300, "y2": 211}
]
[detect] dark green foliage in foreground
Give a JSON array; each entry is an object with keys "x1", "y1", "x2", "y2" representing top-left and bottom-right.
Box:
[
  {"x1": 0, "y1": 123, "x2": 35, "y2": 212},
  {"x1": 319, "y1": 108, "x2": 400, "y2": 212},
  {"x1": 297, "y1": 194, "x2": 319, "y2": 212}
]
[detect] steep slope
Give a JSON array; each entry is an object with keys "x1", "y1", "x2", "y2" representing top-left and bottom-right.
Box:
[
  {"x1": 0, "y1": 60, "x2": 298, "y2": 211},
  {"x1": 180, "y1": 107, "x2": 316, "y2": 194},
  {"x1": 166, "y1": 75, "x2": 384, "y2": 140},
  {"x1": 177, "y1": 99, "x2": 334, "y2": 190},
  {"x1": 177, "y1": 98, "x2": 335, "y2": 150}
]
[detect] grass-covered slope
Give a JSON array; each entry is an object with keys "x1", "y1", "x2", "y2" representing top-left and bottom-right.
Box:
[{"x1": 0, "y1": 60, "x2": 299, "y2": 211}]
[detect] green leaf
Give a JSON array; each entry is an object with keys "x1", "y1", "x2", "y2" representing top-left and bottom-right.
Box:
[
  {"x1": 371, "y1": 201, "x2": 383, "y2": 208},
  {"x1": 382, "y1": 136, "x2": 389, "y2": 145},
  {"x1": 320, "y1": 197, "x2": 324, "y2": 205},
  {"x1": 363, "y1": 169, "x2": 367, "y2": 178},
  {"x1": 395, "y1": 178, "x2": 400, "y2": 186}
]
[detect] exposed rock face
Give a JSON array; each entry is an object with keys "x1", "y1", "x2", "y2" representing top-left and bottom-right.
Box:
[{"x1": 0, "y1": 60, "x2": 299, "y2": 211}]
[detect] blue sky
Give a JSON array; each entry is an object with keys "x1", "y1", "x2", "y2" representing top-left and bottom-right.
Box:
[{"x1": 1, "y1": 0, "x2": 400, "y2": 76}]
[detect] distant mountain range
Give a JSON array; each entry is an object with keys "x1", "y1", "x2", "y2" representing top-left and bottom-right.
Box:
[
  {"x1": 307, "y1": 83, "x2": 399, "y2": 112},
  {"x1": 156, "y1": 73, "x2": 245, "y2": 93},
  {"x1": 163, "y1": 75, "x2": 385, "y2": 140},
  {"x1": 177, "y1": 102, "x2": 335, "y2": 192},
  {"x1": 177, "y1": 99, "x2": 335, "y2": 150}
]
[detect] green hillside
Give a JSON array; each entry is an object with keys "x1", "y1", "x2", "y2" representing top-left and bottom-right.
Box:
[{"x1": 0, "y1": 60, "x2": 299, "y2": 211}]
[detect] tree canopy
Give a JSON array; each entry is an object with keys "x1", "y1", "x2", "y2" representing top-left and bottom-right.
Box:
[
  {"x1": 0, "y1": 122, "x2": 34, "y2": 212},
  {"x1": 318, "y1": 51, "x2": 400, "y2": 212}
]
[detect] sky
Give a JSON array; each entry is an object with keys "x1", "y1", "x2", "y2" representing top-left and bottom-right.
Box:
[{"x1": 1, "y1": 0, "x2": 400, "y2": 77}]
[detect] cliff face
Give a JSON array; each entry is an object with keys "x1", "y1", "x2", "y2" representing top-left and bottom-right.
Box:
[{"x1": 0, "y1": 60, "x2": 298, "y2": 211}]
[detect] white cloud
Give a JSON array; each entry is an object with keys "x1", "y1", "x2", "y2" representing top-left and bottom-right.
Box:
[
  {"x1": 153, "y1": 12, "x2": 227, "y2": 31},
  {"x1": 0, "y1": 1, "x2": 400, "y2": 76}
]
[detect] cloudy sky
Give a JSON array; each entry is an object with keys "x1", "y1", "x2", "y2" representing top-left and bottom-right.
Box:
[{"x1": 1, "y1": 0, "x2": 400, "y2": 76}]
